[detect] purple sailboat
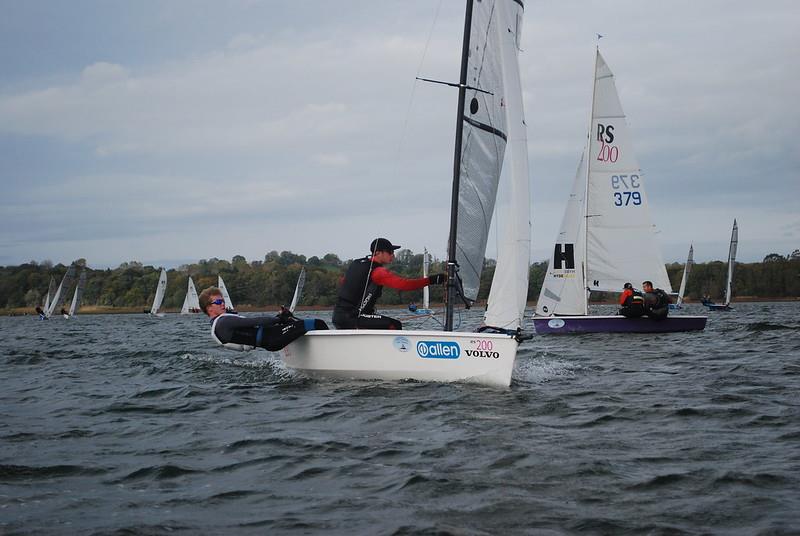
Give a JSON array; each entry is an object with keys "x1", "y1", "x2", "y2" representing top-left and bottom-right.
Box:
[{"x1": 532, "y1": 49, "x2": 706, "y2": 335}]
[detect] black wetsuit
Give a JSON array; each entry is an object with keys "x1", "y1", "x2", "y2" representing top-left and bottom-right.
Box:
[
  {"x1": 333, "y1": 257, "x2": 402, "y2": 330},
  {"x1": 211, "y1": 313, "x2": 327, "y2": 351},
  {"x1": 644, "y1": 289, "x2": 670, "y2": 320}
]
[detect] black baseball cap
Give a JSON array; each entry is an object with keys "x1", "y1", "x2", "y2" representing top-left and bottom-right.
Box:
[{"x1": 370, "y1": 238, "x2": 401, "y2": 253}]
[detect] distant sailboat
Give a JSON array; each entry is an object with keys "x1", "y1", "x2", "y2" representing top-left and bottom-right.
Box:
[
  {"x1": 43, "y1": 276, "x2": 56, "y2": 316},
  {"x1": 703, "y1": 220, "x2": 738, "y2": 311},
  {"x1": 409, "y1": 248, "x2": 433, "y2": 315},
  {"x1": 46, "y1": 264, "x2": 77, "y2": 319},
  {"x1": 66, "y1": 270, "x2": 87, "y2": 318},
  {"x1": 218, "y1": 275, "x2": 235, "y2": 313},
  {"x1": 670, "y1": 245, "x2": 694, "y2": 310},
  {"x1": 532, "y1": 49, "x2": 706, "y2": 334},
  {"x1": 180, "y1": 276, "x2": 201, "y2": 314},
  {"x1": 150, "y1": 268, "x2": 167, "y2": 317},
  {"x1": 288, "y1": 267, "x2": 306, "y2": 313}
]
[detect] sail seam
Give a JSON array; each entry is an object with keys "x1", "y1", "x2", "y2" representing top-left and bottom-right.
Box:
[{"x1": 463, "y1": 116, "x2": 508, "y2": 141}]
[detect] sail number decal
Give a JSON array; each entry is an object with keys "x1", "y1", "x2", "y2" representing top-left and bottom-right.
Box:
[
  {"x1": 466, "y1": 339, "x2": 500, "y2": 359},
  {"x1": 596, "y1": 123, "x2": 619, "y2": 163},
  {"x1": 611, "y1": 174, "x2": 642, "y2": 207}
]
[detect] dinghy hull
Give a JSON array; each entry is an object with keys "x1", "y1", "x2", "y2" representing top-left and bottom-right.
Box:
[
  {"x1": 281, "y1": 329, "x2": 519, "y2": 388},
  {"x1": 533, "y1": 315, "x2": 707, "y2": 334}
]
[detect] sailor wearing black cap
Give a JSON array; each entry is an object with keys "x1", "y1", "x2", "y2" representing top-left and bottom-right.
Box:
[{"x1": 333, "y1": 238, "x2": 446, "y2": 330}]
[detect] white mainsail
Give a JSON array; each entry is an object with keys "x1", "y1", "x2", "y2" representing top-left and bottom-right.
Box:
[
  {"x1": 150, "y1": 268, "x2": 167, "y2": 315},
  {"x1": 289, "y1": 267, "x2": 306, "y2": 313},
  {"x1": 46, "y1": 264, "x2": 77, "y2": 318},
  {"x1": 68, "y1": 270, "x2": 87, "y2": 316},
  {"x1": 724, "y1": 220, "x2": 738, "y2": 306},
  {"x1": 218, "y1": 275, "x2": 234, "y2": 312},
  {"x1": 676, "y1": 244, "x2": 694, "y2": 307},
  {"x1": 180, "y1": 276, "x2": 200, "y2": 314},
  {"x1": 536, "y1": 49, "x2": 671, "y2": 317}
]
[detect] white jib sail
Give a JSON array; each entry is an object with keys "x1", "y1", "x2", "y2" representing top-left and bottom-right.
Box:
[
  {"x1": 150, "y1": 268, "x2": 167, "y2": 315},
  {"x1": 218, "y1": 275, "x2": 234, "y2": 311},
  {"x1": 181, "y1": 277, "x2": 200, "y2": 314},
  {"x1": 585, "y1": 50, "x2": 672, "y2": 294},
  {"x1": 68, "y1": 270, "x2": 86, "y2": 316},
  {"x1": 289, "y1": 267, "x2": 306, "y2": 313},
  {"x1": 724, "y1": 219, "x2": 738, "y2": 306},
  {"x1": 44, "y1": 276, "x2": 55, "y2": 313},
  {"x1": 676, "y1": 244, "x2": 694, "y2": 307},
  {"x1": 453, "y1": 0, "x2": 518, "y2": 303},
  {"x1": 484, "y1": 0, "x2": 530, "y2": 331},
  {"x1": 536, "y1": 151, "x2": 589, "y2": 316},
  {"x1": 46, "y1": 264, "x2": 77, "y2": 317}
]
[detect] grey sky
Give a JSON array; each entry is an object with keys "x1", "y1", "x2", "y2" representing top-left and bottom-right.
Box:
[{"x1": 1, "y1": 0, "x2": 798, "y2": 268}]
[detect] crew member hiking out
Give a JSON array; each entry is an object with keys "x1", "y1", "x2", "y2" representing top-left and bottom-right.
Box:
[
  {"x1": 199, "y1": 286, "x2": 327, "y2": 351},
  {"x1": 333, "y1": 237, "x2": 446, "y2": 330}
]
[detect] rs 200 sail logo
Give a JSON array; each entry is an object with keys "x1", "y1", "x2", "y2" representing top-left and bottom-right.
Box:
[{"x1": 417, "y1": 341, "x2": 460, "y2": 359}]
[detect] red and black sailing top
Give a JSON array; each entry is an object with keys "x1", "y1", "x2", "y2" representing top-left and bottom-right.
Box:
[{"x1": 335, "y1": 256, "x2": 430, "y2": 315}]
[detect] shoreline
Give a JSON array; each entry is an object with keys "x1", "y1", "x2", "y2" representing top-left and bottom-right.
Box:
[{"x1": 3, "y1": 296, "x2": 797, "y2": 316}]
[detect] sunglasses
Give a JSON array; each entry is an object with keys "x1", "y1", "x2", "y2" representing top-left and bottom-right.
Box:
[{"x1": 210, "y1": 298, "x2": 225, "y2": 306}]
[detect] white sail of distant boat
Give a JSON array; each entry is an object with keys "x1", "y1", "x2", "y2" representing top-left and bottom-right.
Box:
[
  {"x1": 288, "y1": 267, "x2": 306, "y2": 313},
  {"x1": 422, "y1": 248, "x2": 430, "y2": 311},
  {"x1": 724, "y1": 220, "x2": 738, "y2": 307},
  {"x1": 218, "y1": 275, "x2": 234, "y2": 312},
  {"x1": 43, "y1": 276, "x2": 56, "y2": 313},
  {"x1": 280, "y1": 0, "x2": 531, "y2": 387},
  {"x1": 67, "y1": 270, "x2": 87, "y2": 317},
  {"x1": 180, "y1": 276, "x2": 200, "y2": 314},
  {"x1": 150, "y1": 268, "x2": 167, "y2": 317},
  {"x1": 46, "y1": 264, "x2": 77, "y2": 318},
  {"x1": 533, "y1": 49, "x2": 705, "y2": 334},
  {"x1": 674, "y1": 244, "x2": 694, "y2": 308}
]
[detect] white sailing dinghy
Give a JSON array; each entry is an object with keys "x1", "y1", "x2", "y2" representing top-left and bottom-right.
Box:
[
  {"x1": 288, "y1": 267, "x2": 306, "y2": 313},
  {"x1": 218, "y1": 275, "x2": 235, "y2": 313},
  {"x1": 43, "y1": 276, "x2": 56, "y2": 316},
  {"x1": 149, "y1": 268, "x2": 167, "y2": 317},
  {"x1": 533, "y1": 49, "x2": 706, "y2": 334},
  {"x1": 45, "y1": 264, "x2": 77, "y2": 319},
  {"x1": 669, "y1": 244, "x2": 694, "y2": 310},
  {"x1": 180, "y1": 276, "x2": 201, "y2": 314},
  {"x1": 65, "y1": 269, "x2": 87, "y2": 318},
  {"x1": 703, "y1": 220, "x2": 738, "y2": 311},
  {"x1": 281, "y1": 0, "x2": 531, "y2": 387}
]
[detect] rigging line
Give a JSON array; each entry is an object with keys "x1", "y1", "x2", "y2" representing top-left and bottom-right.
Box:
[{"x1": 392, "y1": 0, "x2": 444, "y2": 171}]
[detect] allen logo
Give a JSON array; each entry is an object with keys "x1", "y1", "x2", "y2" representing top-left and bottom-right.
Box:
[{"x1": 553, "y1": 243, "x2": 575, "y2": 270}]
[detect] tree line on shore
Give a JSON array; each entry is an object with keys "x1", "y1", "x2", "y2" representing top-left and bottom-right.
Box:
[{"x1": 1, "y1": 249, "x2": 798, "y2": 312}]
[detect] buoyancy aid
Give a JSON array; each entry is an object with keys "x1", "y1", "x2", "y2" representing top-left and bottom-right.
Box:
[
  {"x1": 622, "y1": 289, "x2": 645, "y2": 307},
  {"x1": 336, "y1": 257, "x2": 383, "y2": 315},
  {"x1": 211, "y1": 313, "x2": 255, "y2": 352}
]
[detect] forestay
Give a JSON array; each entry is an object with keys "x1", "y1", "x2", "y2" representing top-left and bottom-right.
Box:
[{"x1": 483, "y1": 0, "x2": 530, "y2": 331}]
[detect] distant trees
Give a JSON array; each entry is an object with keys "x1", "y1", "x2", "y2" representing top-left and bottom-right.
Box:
[{"x1": 1, "y1": 249, "x2": 798, "y2": 311}]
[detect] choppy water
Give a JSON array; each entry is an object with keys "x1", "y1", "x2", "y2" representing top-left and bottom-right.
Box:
[{"x1": 2, "y1": 302, "x2": 799, "y2": 535}]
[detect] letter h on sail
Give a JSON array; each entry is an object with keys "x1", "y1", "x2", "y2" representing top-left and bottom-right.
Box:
[{"x1": 553, "y1": 243, "x2": 575, "y2": 270}]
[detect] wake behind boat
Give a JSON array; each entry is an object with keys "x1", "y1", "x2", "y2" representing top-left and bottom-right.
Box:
[
  {"x1": 281, "y1": 0, "x2": 531, "y2": 387},
  {"x1": 533, "y1": 49, "x2": 705, "y2": 335}
]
